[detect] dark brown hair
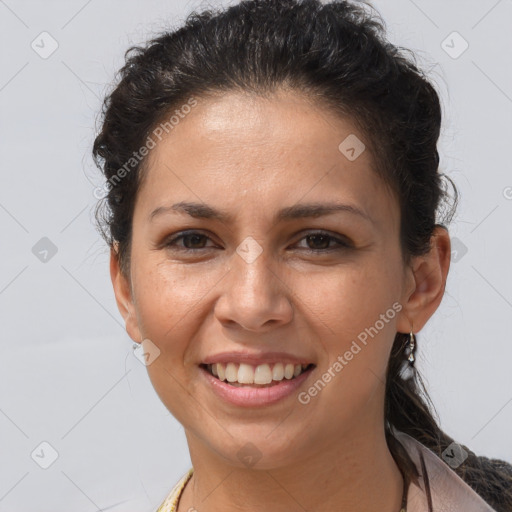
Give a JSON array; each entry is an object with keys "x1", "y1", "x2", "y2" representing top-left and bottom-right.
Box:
[{"x1": 92, "y1": 1, "x2": 512, "y2": 509}]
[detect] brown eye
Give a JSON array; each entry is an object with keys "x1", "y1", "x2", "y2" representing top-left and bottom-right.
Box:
[
  {"x1": 305, "y1": 233, "x2": 331, "y2": 250},
  {"x1": 180, "y1": 233, "x2": 208, "y2": 249},
  {"x1": 295, "y1": 231, "x2": 352, "y2": 252},
  {"x1": 164, "y1": 231, "x2": 216, "y2": 252}
]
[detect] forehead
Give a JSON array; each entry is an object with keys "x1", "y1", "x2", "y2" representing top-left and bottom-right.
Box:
[{"x1": 135, "y1": 89, "x2": 398, "y2": 228}]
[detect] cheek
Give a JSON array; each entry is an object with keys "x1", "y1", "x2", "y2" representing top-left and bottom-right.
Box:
[
  {"x1": 145, "y1": 361, "x2": 198, "y2": 429},
  {"x1": 132, "y1": 259, "x2": 221, "y2": 338},
  {"x1": 309, "y1": 264, "x2": 400, "y2": 374},
  {"x1": 134, "y1": 264, "x2": 205, "y2": 421},
  {"x1": 307, "y1": 263, "x2": 396, "y2": 326}
]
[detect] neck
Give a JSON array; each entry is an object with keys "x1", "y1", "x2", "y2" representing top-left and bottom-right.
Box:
[{"x1": 178, "y1": 424, "x2": 405, "y2": 512}]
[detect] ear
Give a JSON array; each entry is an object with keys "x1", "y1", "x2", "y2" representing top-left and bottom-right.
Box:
[
  {"x1": 396, "y1": 225, "x2": 451, "y2": 334},
  {"x1": 110, "y1": 244, "x2": 142, "y2": 344}
]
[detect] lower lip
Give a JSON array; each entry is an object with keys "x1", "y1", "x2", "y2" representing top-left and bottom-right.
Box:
[{"x1": 199, "y1": 365, "x2": 315, "y2": 407}]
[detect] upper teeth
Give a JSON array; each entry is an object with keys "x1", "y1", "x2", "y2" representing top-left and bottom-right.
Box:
[{"x1": 208, "y1": 362, "x2": 308, "y2": 385}]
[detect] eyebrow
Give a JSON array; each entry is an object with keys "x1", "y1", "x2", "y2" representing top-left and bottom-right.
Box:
[{"x1": 149, "y1": 200, "x2": 374, "y2": 225}]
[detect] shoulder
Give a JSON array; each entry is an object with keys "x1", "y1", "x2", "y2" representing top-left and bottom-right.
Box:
[{"x1": 393, "y1": 430, "x2": 512, "y2": 512}]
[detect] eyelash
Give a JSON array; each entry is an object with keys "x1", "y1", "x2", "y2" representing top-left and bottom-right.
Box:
[{"x1": 163, "y1": 230, "x2": 352, "y2": 254}]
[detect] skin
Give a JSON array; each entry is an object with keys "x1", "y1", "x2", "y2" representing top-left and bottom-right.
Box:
[{"x1": 110, "y1": 89, "x2": 451, "y2": 512}]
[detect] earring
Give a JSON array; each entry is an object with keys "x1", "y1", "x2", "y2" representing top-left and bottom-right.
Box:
[
  {"x1": 407, "y1": 327, "x2": 416, "y2": 366},
  {"x1": 399, "y1": 325, "x2": 416, "y2": 380}
]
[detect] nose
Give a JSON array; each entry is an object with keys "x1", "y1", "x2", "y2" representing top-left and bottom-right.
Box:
[{"x1": 214, "y1": 245, "x2": 294, "y2": 332}]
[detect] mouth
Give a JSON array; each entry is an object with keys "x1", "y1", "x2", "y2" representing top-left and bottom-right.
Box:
[{"x1": 199, "y1": 362, "x2": 316, "y2": 388}]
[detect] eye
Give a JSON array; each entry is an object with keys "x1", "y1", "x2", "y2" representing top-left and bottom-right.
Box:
[
  {"x1": 164, "y1": 231, "x2": 217, "y2": 252},
  {"x1": 163, "y1": 230, "x2": 352, "y2": 254},
  {"x1": 293, "y1": 231, "x2": 352, "y2": 252}
]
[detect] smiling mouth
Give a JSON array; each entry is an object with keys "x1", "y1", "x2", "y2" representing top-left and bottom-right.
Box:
[{"x1": 199, "y1": 362, "x2": 316, "y2": 388}]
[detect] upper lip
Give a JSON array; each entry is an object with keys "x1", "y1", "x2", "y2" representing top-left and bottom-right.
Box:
[{"x1": 201, "y1": 351, "x2": 315, "y2": 366}]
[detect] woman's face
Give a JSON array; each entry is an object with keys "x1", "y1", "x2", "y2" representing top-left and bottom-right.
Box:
[{"x1": 112, "y1": 89, "x2": 420, "y2": 468}]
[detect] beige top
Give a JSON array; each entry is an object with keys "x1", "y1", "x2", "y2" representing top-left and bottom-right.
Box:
[
  {"x1": 155, "y1": 431, "x2": 499, "y2": 512},
  {"x1": 155, "y1": 467, "x2": 194, "y2": 512}
]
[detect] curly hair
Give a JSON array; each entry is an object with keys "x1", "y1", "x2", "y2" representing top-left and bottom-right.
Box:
[{"x1": 92, "y1": 0, "x2": 512, "y2": 509}]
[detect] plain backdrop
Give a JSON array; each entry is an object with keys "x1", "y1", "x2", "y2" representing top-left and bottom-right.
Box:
[{"x1": 1, "y1": 0, "x2": 511, "y2": 510}]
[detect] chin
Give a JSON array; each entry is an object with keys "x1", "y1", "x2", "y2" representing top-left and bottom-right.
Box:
[{"x1": 208, "y1": 427, "x2": 312, "y2": 470}]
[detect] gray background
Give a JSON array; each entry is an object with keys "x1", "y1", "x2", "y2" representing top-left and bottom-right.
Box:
[{"x1": 1, "y1": 0, "x2": 511, "y2": 510}]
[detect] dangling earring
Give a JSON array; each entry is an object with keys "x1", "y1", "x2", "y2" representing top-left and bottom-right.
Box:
[
  {"x1": 407, "y1": 327, "x2": 416, "y2": 366},
  {"x1": 399, "y1": 325, "x2": 416, "y2": 380}
]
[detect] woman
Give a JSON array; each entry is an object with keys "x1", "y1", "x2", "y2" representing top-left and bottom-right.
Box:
[{"x1": 92, "y1": 0, "x2": 512, "y2": 510}]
